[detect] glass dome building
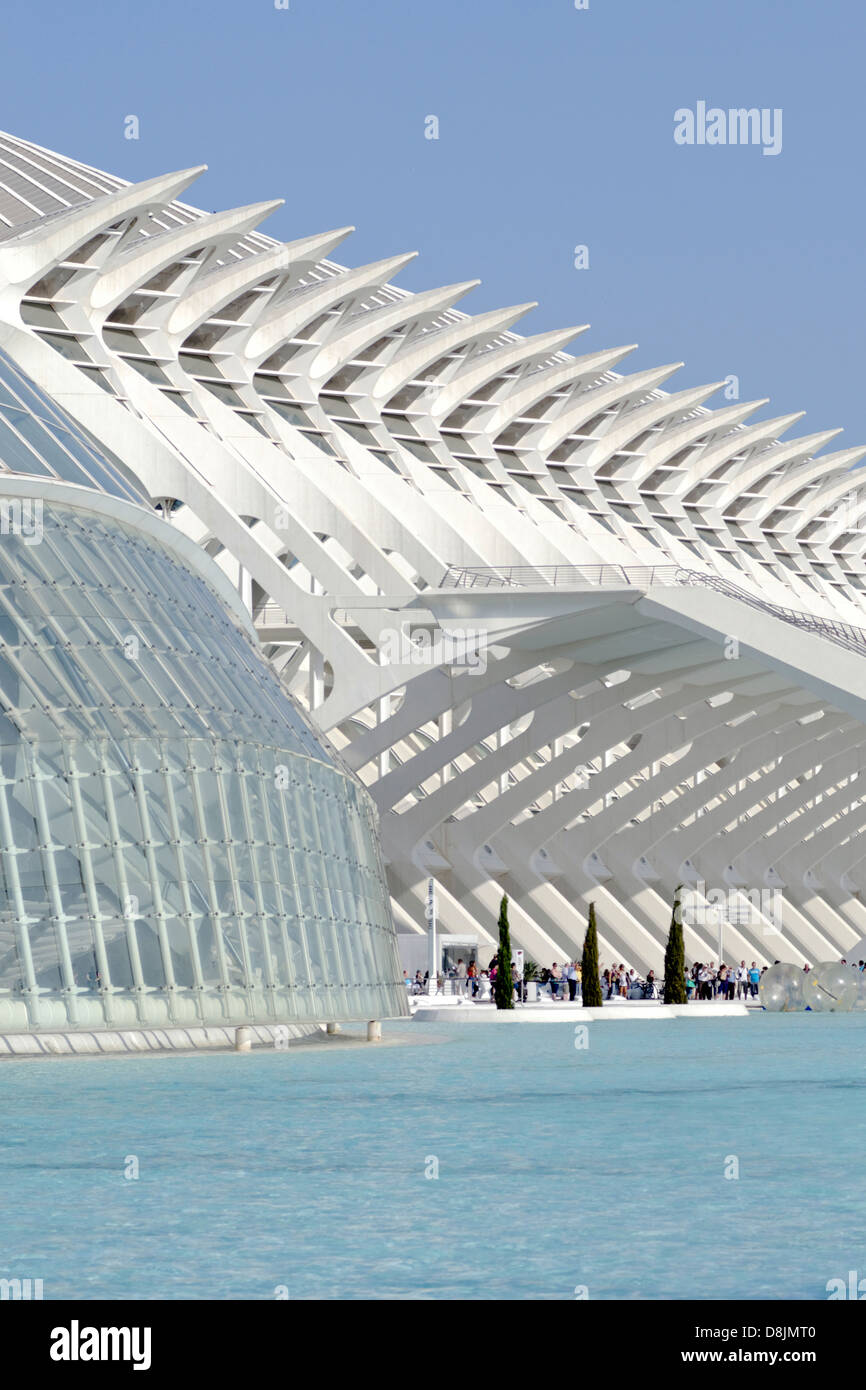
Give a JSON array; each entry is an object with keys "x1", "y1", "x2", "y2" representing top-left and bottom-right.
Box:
[{"x1": 0, "y1": 350, "x2": 406, "y2": 1032}]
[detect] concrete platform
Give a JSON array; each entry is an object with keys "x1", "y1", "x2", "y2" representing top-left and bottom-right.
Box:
[{"x1": 411, "y1": 999, "x2": 752, "y2": 1022}]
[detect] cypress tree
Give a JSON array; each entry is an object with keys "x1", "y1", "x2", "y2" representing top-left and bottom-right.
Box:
[
  {"x1": 494, "y1": 893, "x2": 515, "y2": 1010},
  {"x1": 663, "y1": 885, "x2": 687, "y2": 1004},
  {"x1": 581, "y1": 903, "x2": 603, "y2": 1007}
]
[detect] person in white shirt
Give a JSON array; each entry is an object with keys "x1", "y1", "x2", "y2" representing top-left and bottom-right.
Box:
[{"x1": 455, "y1": 958, "x2": 468, "y2": 996}]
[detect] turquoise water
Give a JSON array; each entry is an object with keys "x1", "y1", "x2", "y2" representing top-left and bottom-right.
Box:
[{"x1": 1, "y1": 1015, "x2": 865, "y2": 1300}]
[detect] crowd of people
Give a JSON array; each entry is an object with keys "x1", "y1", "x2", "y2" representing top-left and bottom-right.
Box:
[
  {"x1": 404, "y1": 957, "x2": 526, "y2": 998},
  {"x1": 404, "y1": 958, "x2": 644, "y2": 1000},
  {"x1": 404, "y1": 956, "x2": 866, "y2": 1001},
  {"x1": 686, "y1": 958, "x2": 866, "y2": 999},
  {"x1": 687, "y1": 960, "x2": 764, "y2": 1000}
]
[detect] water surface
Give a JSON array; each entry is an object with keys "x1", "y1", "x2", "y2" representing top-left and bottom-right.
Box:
[{"x1": 1, "y1": 1015, "x2": 862, "y2": 1299}]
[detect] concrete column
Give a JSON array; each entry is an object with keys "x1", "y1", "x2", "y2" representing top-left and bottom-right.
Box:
[
  {"x1": 235, "y1": 1026, "x2": 252, "y2": 1052},
  {"x1": 308, "y1": 575, "x2": 325, "y2": 711},
  {"x1": 366, "y1": 1020, "x2": 381, "y2": 1042},
  {"x1": 439, "y1": 710, "x2": 452, "y2": 786},
  {"x1": 308, "y1": 647, "x2": 325, "y2": 710},
  {"x1": 326, "y1": 1022, "x2": 341, "y2": 1034},
  {"x1": 377, "y1": 647, "x2": 391, "y2": 777},
  {"x1": 238, "y1": 563, "x2": 253, "y2": 614},
  {"x1": 498, "y1": 725, "x2": 510, "y2": 795},
  {"x1": 378, "y1": 692, "x2": 391, "y2": 777}
]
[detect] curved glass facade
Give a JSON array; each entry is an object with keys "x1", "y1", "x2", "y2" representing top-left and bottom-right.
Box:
[
  {"x1": 0, "y1": 347, "x2": 147, "y2": 502},
  {"x1": 0, "y1": 492, "x2": 407, "y2": 1031}
]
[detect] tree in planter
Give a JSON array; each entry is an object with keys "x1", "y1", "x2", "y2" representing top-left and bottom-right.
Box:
[
  {"x1": 519, "y1": 957, "x2": 541, "y2": 1003},
  {"x1": 494, "y1": 894, "x2": 515, "y2": 1010},
  {"x1": 581, "y1": 904, "x2": 603, "y2": 1007},
  {"x1": 663, "y1": 885, "x2": 688, "y2": 1004}
]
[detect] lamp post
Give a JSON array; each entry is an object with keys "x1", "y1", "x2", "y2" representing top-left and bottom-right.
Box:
[
  {"x1": 515, "y1": 948, "x2": 524, "y2": 1004},
  {"x1": 425, "y1": 878, "x2": 438, "y2": 994}
]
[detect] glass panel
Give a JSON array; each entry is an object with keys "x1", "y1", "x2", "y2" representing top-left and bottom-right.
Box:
[
  {"x1": 165, "y1": 917, "x2": 196, "y2": 988},
  {"x1": 0, "y1": 486, "x2": 403, "y2": 1030}
]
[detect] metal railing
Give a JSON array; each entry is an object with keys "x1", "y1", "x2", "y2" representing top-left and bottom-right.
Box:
[
  {"x1": 439, "y1": 564, "x2": 866, "y2": 662},
  {"x1": 254, "y1": 603, "x2": 298, "y2": 628},
  {"x1": 441, "y1": 563, "x2": 685, "y2": 589},
  {"x1": 410, "y1": 978, "x2": 664, "y2": 1002}
]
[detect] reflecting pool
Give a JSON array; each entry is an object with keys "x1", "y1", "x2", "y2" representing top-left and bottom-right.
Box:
[{"x1": 1, "y1": 1014, "x2": 864, "y2": 1299}]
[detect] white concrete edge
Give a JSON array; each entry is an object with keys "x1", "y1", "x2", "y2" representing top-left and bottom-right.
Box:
[
  {"x1": 0, "y1": 473, "x2": 257, "y2": 638},
  {"x1": 411, "y1": 1003, "x2": 753, "y2": 1022}
]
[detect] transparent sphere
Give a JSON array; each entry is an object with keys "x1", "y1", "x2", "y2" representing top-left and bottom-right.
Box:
[
  {"x1": 804, "y1": 961, "x2": 854, "y2": 1012},
  {"x1": 839, "y1": 970, "x2": 866, "y2": 1013},
  {"x1": 759, "y1": 962, "x2": 806, "y2": 1012}
]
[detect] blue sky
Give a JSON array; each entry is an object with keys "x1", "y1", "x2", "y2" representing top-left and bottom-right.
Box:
[{"x1": 5, "y1": 0, "x2": 865, "y2": 446}]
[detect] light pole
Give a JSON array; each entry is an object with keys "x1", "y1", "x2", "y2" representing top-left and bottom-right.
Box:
[
  {"x1": 425, "y1": 877, "x2": 438, "y2": 994},
  {"x1": 515, "y1": 948, "x2": 524, "y2": 1004}
]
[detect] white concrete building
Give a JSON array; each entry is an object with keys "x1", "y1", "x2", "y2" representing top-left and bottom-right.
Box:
[{"x1": 1, "y1": 129, "x2": 865, "y2": 976}]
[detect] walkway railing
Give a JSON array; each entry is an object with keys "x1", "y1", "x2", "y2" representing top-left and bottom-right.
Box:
[
  {"x1": 439, "y1": 564, "x2": 866, "y2": 662},
  {"x1": 254, "y1": 603, "x2": 297, "y2": 628},
  {"x1": 441, "y1": 563, "x2": 686, "y2": 589}
]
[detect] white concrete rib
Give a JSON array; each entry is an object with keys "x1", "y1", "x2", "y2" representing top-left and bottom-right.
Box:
[{"x1": 1, "y1": 129, "x2": 865, "y2": 974}]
